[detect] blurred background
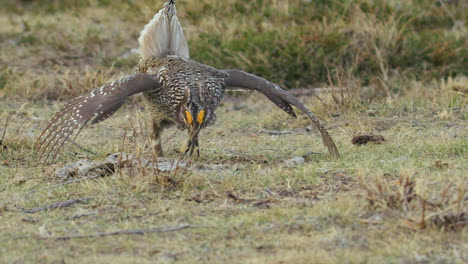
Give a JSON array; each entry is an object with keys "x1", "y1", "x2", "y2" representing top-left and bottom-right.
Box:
[
  {"x1": 0, "y1": 3, "x2": 466, "y2": 262},
  {"x1": 0, "y1": 0, "x2": 466, "y2": 100}
]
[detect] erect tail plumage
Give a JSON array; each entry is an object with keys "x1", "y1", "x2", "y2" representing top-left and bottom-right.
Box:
[{"x1": 138, "y1": 0, "x2": 190, "y2": 59}]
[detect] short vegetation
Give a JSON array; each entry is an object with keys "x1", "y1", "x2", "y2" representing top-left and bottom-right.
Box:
[{"x1": 0, "y1": 0, "x2": 466, "y2": 263}]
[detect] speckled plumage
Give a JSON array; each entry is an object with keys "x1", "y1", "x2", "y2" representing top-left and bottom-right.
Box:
[
  {"x1": 35, "y1": 0, "x2": 339, "y2": 163},
  {"x1": 135, "y1": 56, "x2": 228, "y2": 156},
  {"x1": 137, "y1": 56, "x2": 227, "y2": 127}
]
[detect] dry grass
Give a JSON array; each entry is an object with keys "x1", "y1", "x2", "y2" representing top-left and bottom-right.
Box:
[
  {"x1": 1, "y1": 81, "x2": 466, "y2": 262},
  {"x1": 0, "y1": 0, "x2": 467, "y2": 263}
]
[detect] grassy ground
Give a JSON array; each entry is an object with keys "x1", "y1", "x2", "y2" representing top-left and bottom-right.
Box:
[{"x1": 0, "y1": 0, "x2": 467, "y2": 263}]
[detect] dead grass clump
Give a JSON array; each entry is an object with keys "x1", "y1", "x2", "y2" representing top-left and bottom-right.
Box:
[
  {"x1": 361, "y1": 173, "x2": 466, "y2": 231},
  {"x1": 433, "y1": 76, "x2": 467, "y2": 120},
  {"x1": 362, "y1": 173, "x2": 416, "y2": 211},
  {"x1": 428, "y1": 212, "x2": 466, "y2": 231},
  {"x1": 324, "y1": 68, "x2": 366, "y2": 111}
]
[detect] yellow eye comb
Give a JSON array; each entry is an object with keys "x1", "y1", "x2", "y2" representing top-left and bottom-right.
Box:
[
  {"x1": 197, "y1": 110, "x2": 205, "y2": 124},
  {"x1": 185, "y1": 110, "x2": 193, "y2": 124}
]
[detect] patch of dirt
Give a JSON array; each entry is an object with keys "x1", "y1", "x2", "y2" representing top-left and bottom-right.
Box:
[
  {"x1": 186, "y1": 193, "x2": 219, "y2": 204},
  {"x1": 352, "y1": 134, "x2": 385, "y2": 145},
  {"x1": 226, "y1": 192, "x2": 273, "y2": 208}
]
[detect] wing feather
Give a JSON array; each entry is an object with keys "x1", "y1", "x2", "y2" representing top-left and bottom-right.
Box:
[
  {"x1": 224, "y1": 69, "x2": 339, "y2": 158},
  {"x1": 36, "y1": 73, "x2": 161, "y2": 162}
]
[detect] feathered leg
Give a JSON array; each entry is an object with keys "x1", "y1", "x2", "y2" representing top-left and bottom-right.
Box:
[
  {"x1": 151, "y1": 118, "x2": 164, "y2": 157},
  {"x1": 184, "y1": 131, "x2": 200, "y2": 157}
]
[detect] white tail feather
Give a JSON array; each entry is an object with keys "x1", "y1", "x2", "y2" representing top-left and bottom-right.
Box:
[{"x1": 138, "y1": 1, "x2": 189, "y2": 59}]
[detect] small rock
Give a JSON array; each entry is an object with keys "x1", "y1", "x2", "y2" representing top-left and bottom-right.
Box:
[
  {"x1": 55, "y1": 152, "x2": 191, "y2": 178},
  {"x1": 284, "y1": 156, "x2": 305, "y2": 166},
  {"x1": 55, "y1": 159, "x2": 114, "y2": 179}
]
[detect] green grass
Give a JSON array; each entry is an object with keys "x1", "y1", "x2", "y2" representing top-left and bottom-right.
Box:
[
  {"x1": 0, "y1": 0, "x2": 467, "y2": 263},
  {"x1": 1, "y1": 0, "x2": 467, "y2": 99}
]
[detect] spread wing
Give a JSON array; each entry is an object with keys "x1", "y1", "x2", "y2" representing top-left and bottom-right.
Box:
[
  {"x1": 36, "y1": 73, "x2": 161, "y2": 162},
  {"x1": 223, "y1": 69, "x2": 339, "y2": 158}
]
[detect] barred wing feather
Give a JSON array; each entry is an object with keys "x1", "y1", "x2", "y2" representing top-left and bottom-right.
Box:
[{"x1": 35, "y1": 73, "x2": 161, "y2": 162}]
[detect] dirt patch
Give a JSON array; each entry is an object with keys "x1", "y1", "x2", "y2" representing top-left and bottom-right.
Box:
[
  {"x1": 352, "y1": 134, "x2": 386, "y2": 145},
  {"x1": 227, "y1": 192, "x2": 273, "y2": 209}
]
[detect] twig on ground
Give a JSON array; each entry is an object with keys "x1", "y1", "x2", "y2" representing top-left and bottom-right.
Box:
[
  {"x1": 66, "y1": 210, "x2": 100, "y2": 220},
  {"x1": 69, "y1": 139, "x2": 98, "y2": 155},
  {"x1": 20, "y1": 197, "x2": 92, "y2": 213},
  {"x1": 226, "y1": 192, "x2": 271, "y2": 208},
  {"x1": 172, "y1": 152, "x2": 183, "y2": 178},
  {"x1": 1, "y1": 115, "x2": 10, "y2": 142},
  {"x1": 215, "y1": 147, "x2": 306, "y2": 160},
  {"x1": 302, "y1": 151, "x2": 321, "y2": 158},
  {"x1": 219, "y1": 147, "x2": 280, "y2": 155},
  {"x1": 227, "y1": 192, "x2": 241, "y2": 201},
  {"x1": 65, "y1": 207, "x2": 118, "y2": 220},
  {"x1": 227, "y1": 192, "x2": 253, "y2": 203},
  {"x1": 13, "y1": 117, "x2": 29, "y2": 135},
  {"x1": 47, "y1": 225, "x2": 192, "y2": 240},
  {"x1": 162, "y1": 130, "x2": 178, "y2": 145},
  {"x1": 203, "y1": 174, "x2": 222, "y2": 198},
  {"x1": 118, "y1": 129, "x2": 127, "y2": 175},
  {"x1": 259, "y1": 130, "x2": 292, "y2": 135},
  {"x1": 438, "y1": 0, "x2": 457, "y2": 25},
  {"x1": 181, "y1": 154, "x2": 194, "y2": 175}
]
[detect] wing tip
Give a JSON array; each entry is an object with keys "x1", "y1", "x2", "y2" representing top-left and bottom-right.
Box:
[{"x1": 318, "y1": 128, "x2": 340, "y2": 158}]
